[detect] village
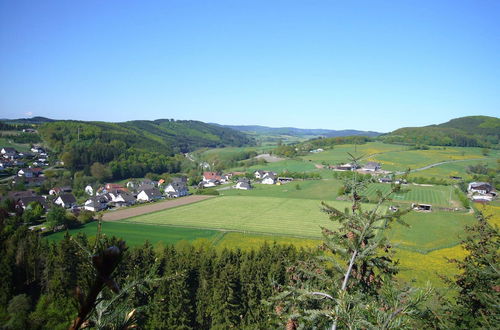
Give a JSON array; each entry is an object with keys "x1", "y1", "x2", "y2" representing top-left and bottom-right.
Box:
[{"x1": 2, "y1": 141, "x2": 497, "y2": 235}]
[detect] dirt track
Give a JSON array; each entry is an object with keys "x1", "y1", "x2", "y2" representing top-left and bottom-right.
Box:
[{"x1": 102, "y1": 195, "x2": 214, "y2": 221}]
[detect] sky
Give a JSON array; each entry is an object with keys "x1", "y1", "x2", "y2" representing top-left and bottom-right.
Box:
[{"x1": 0, "y1": 1, "x2": 499, "y2": 132}]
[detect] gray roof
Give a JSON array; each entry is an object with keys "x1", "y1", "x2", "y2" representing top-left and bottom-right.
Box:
[
  {"x1": 59, "y1": 193, "x2": 76, "y2": 204},
  {"x1": 142, "y1": 188, "x2": 162, "y2": 198}
]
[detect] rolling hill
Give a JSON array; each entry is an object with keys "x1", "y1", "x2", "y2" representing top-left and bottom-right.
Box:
[
  {"x1": 380, "y1": 116, "x2": 500, "y2": 148},
  {"x1": 38, "y1": 119, "x2": 254, "y2": 155},
  {"x1": 219, "y1": 124, "x2": 382, "y2": 139}
]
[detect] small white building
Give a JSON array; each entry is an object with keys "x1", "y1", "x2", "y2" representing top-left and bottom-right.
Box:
[{"x1": 261, "y1": 172, "x2": 276, "y2": 185}]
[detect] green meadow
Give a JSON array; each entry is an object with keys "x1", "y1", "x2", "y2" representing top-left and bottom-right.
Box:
[
  {"x1": 122, "y1": 196, "x2": 346, "y2": 238},
  {"x1": 221, "y1": 180, "x2": 343, "y2": 201},
  {"x1": 45, "y1": 221, "x2": 220, "y2": 246},
  {"x1": 364, "y1": 183, "x2": 458, "y2": 207}
]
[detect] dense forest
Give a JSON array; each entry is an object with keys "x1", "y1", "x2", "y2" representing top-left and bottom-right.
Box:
[
  {"x1": 34, "y1": 119, "x2": 253, "y2": 180},
  {"x1": 380, "y1": 116, "x2": 500, "y2": 148}
]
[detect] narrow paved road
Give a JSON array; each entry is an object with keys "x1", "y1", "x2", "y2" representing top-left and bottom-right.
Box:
[
  {"x1": 102, "y1": 195, "x2": 214, "y2": 221},
  {"x1": 394, "y1": 158, "x2": 488, "y2": 175}
]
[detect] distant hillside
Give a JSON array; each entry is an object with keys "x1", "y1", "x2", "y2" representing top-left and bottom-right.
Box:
[
  {"x1": 39, "y1": 119, "x2": 254, "y2": 155},
  {"x1": 219, "y1": 124, "x2": 382, "y2": 138},
  {"x1": 1, "y1": 116, "x2": 55, "y2": 125},
  {"x1": 380, "y1": 116, "x2": 500, "y2": 148}
]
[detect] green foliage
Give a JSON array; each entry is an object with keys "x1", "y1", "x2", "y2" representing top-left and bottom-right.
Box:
[
  {"x1": 440, "y1": 213, "x2": 500, "y2": 328},
  {"x1": 194, "y1": 188, "x2": 220, "y2": 195},
  {"x1": 45, "y1": 206, "x2": 67, "y2": 229},
  {"x1": 5, "y1": 294, "x2": 31, "y2": 329},
  {"x1": 380, "y1": 115, "x2": 500, "y2": 148}
]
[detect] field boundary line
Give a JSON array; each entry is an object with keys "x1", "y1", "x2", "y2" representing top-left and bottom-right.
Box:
[
  {"x1": 102, "y1": 195, "x2": 216, "y2": 221},
  {"x1": 118, "y1": 220, "x2": 324, "y2": 240}
]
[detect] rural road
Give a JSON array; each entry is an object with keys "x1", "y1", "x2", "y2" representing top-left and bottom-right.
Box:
[
  {"x1": 102, "y1": 195, "x2": 214, "y2": 221},
  {"x1": 394, "y1": 157, "x2": 488, "y2": 175}
]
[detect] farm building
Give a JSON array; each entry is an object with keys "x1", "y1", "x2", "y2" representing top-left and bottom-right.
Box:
[
  {"x1": 277, "y1": 177, "x2": 294, "y2": 184},
  {"x1": 467, "y1": 182, "x2": 493, "y2": 195},
  {"x1": 361, "y1": 162, "x2": 381, "y2": 172},
  {"x1": 412, "y1": 203, "x2": 432, "y2": 212}
]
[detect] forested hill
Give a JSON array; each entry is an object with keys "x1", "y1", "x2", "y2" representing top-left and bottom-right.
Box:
[
  {"x1": 380, "y1": 116, "x2": 500, "y2": 148},
  {"x1": 39, "y1": 119, "x2": 254, "y2": 155},
  {"x1": 219, "y1": 124, "x2": 382, "y2": 138},
  {"x1": 35, "y1": 119, "x2": 253, "y2": 178}
]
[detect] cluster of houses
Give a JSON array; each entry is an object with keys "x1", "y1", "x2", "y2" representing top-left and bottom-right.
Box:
[
  {"x1": 197, "y1": 170, "x2": 295, "y2": 191},
  {"x1": 83, "y1": 178, "x2": 189, "y2": 211},
  {"x1": 1, "y1": 146, "x2": 51, "y2": 187},
  {"x1": 0, "y1": 146, "x2": 49, "y2": 170}
]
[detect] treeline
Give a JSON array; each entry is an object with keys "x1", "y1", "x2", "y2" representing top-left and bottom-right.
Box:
[
  {"x1": 272, "y1": 136, "x2": 372, "y2": 158},
  {"x1": 0, "y1": 207, "x2": 498, "y2": 328},
  {"x1": 0, "y1": 219, "x2": 309, "y2": 329},
  {"x1": 3, "y1": 132, "x2": 42, "y2": 144}
]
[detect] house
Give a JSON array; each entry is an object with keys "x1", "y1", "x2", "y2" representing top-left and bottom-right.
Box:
[
  {"x1": 84, "y1": 197, "x2": 108, "y2": 212},
  {"x1": 85, "y1": 185, "x2": 94, "y2": 196},
  {"x1": 220, "y1": 173, "x2": 233, "y2": 183},
  {"x1": 109, "y1": 192, "x2": 136, "y2": 207},
  {"x1": 203, "y1": 172, "x2": 222, "y2": 183},
  {"x1": 137, "y1": 183, "x2": 155, "y2": 192},
  {"x1": 1, "y1": 147, "x2": 17, "y2": 155},
  {"x1": 30, "y1": 146, "x2": 45, "y2": 153},
  {"x1": 467, "y1": 182, "x2": 493, "y2": 195},
  {"x1": 362, "y1": 162, "x2": 381, "y2": 172},
  {"x1": 7, "y1": 190, "x2": 37, "y2": 201},
  {"x1": 310, "y1": 148, "x2": 324, "y2": 153},
  {"x1": 412, "y1": 203, "x2": 432, "y2": 212},
  {"x1": 104, "y1": 183, "x2": 127, "y2": 193},
  {"x1": 254, "y1": 170, "x2": 266, "y2": 179},
  {"x1": 331, "y1": 163, "x2": 358, "y2": 171},
  {"x1": 49, "y1": 186, "x2": 72, "y2": 195},
  {"x1": 234, "y1": 178, "x2": 252, "y2": 190},
  {"x1": 12, "y1": 176, "x2": 45, "y2": 187},
  {"x1": 54, "y1": 193, "x2": 77, "y2": 209},
  {"x1": 18, "y1": 168, "x2": 43, "y2": 178},
  {"x1": 165, "y1": 181, "x2": 189, "y2": 198},
  {"x1": 201, "y1": 179, "x2": 218, "y2": 188},
  {"x1": 137, "y1": 188, "x2": 163, "y2": 202},
  {"x1": 17, "y1": 196, "x2": 48, "y2": 210},
  {"x1": 378, "y1": 177, "x2": 392, "y2": 183},
  {"x1": 261, "y1": 172, "x2": 276, "y2": 185}
]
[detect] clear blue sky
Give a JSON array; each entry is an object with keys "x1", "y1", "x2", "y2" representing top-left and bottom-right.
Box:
[{"x1": 1, "y1": 1, "x2": 499, "y2": 132}]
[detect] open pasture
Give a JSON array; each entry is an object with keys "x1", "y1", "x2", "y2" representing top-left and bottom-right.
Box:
[
  {"x1": 364, "y1": 183, "x2": 457, "y2": 207},
  {"x1": 407, "y1": 158, "x2": 499, "y2": 181},
  {"x1": 123, "y1": 196, "x2": 346, "y2": 238},
  {"x1": 385, "y1": 211, "x2": 475, "y2": 253},
  {"x1": 198, "y1": 145, "x2": 275, "y2": 161},
  {"x1": 221, "y1": 179, "x2": 343, "y2": 201},
  {"x1": 300, "y1": 142, "x2": 405, "y2": 164},
  {"x1": 45, "y1": 221, "x2": 220, "y2": 246},
  {"x1": 367, "y1": 147, "x2": 493, "y2": 172},
  {"x1": 0, "y1": 137, "x2": 31, "y2": 152},
  {"x1": 231, "y1": 158, "x2": 317, "y2": 173}
]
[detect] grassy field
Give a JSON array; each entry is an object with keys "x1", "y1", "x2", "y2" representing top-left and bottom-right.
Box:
[
  {"x1": 231, "y1": 158, "x2": 318, "y2": 173},
  {"x1": 122, "y1": 196, "x2": 346, "y2": 238},
  {"x1": 221, "y1": 180, "x2": 343, "y2": 201},
  {"x1": 45, "y1": 221, "x2": 220, "y2": 246},
  {"x1": 300, "y1": 142, "x2": 407, "y2": 164},
  {"x1": 0, "y1": 137, "x2": 31, "y2": 152},
  {"x1": 367, "y1": 147, "x2": 496, "y2": 172},
  {"x1": 408, "y1": 158, "x2": 499, "y2": 181},
  {"x1": 385, "y1": 211, "x2": 475, "y2": 253},
  {"x1": 214, "y1": 232, "x2": 322, "y2": 250},
  {"x1": 364, "y1": 183, "x2": 458, "y2": 207}
]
